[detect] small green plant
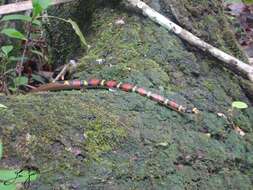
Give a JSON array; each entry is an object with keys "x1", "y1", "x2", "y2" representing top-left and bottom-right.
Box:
[
  {"x1": 0, "y1": 46, "x2": 28, "y2": 92},
  {"x1": 0, "y1": 0, "x2": 88, "y2": 93},
  {"x1": 231, "y1": 101, "x2": 248, "y2": 109},
  {"x1": 229, "y1": 100, "x2": 248, "y2": 118},
  {"x1": 230, "y1": 101, "x2": 248, "y2": 136},
  {"x1": 218, "y1": 100, "x2": 249, "y2": 136},
  {"x1": 0, "y1": 140, "x2": 39, "y2": 190},
  {"x1": 0, "y1": 45, "x2": 13, "y2": 93}
]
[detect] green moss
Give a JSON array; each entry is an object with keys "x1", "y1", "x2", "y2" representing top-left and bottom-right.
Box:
[
  {"x1": 168, "y1": 0, "x2": 248, "y2": 62},
  {"x1": 1, "y1": 1, "x2": 253, "y2": 189},
  {"x1": 203, "y1": 80, "x2": 215, "y2": 92},
  {"x1": 0, "y1": 93, "x2": 128, "y2": 183},
  {"x1": 85, "y1": 115, "x2": 127, "y2": 161},
  {"x1": 233, "y1": 108, "x2": 253, "y2": 132}
]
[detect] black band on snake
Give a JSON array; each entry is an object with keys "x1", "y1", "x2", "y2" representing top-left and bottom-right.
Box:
[{"x1": 32, "y1": 79, "x2": 199, "y2": 114}]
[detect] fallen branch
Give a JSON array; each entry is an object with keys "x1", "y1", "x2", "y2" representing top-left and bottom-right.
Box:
[
  {"x1": 53, "y1": 64, "x2": 69, "y2": 82},
  {"x1": 127, "y1": 0, "x2": 253, "y2": 82},
  {"x1": 53, "y1": 60, "x2": 78, "y2": 82},
  {"x1": 0, "y1": 0, "x2": 74, "y2": 15}
]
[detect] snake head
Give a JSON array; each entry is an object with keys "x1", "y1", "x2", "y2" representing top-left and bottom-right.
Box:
[{"x1": 186, "y1": 107, "x2": 200, "y2": 114}]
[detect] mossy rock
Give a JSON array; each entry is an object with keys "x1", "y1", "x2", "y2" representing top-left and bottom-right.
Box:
[{"x1": 0, "y1": 0, "x2": 253, "y2": 189}]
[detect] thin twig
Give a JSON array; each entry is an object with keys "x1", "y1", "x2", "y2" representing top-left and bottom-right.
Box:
[
  {"x1": 52, "y1": 64, "x2": 69, "y2": 82},
  {"x1": 16, "y1": 22, "x2": 33, "y2": 76},
  {"x1": 52, "y1": 60, "x2": 78, "y2": 82}
]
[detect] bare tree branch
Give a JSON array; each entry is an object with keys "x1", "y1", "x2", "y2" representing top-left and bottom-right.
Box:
[
  {"x1": 0, "y1": 0, "x2": 73, "y2": 15},
  {"x1": 127, "y1": 0, "x2": 253, "y2": 82}
]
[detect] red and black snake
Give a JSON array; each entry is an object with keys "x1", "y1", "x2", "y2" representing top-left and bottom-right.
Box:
[{"x1": 32, "y1": 79, "x2": 199, "y2": 114}]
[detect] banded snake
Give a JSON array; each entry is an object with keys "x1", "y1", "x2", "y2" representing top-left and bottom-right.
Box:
[{"x1": 32, "y1": 79, "x2": 199, "y2": 114}]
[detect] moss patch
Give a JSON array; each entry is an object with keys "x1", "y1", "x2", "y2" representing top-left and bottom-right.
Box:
[
  {"x1": 0, "y1": 0, "x2": 253, "y2": 189},
  {"x1": 0, "y1": 93, "x2": 127, "y2": 188}
]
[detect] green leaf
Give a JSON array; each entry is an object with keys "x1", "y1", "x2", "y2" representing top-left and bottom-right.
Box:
[
  {"x1": 37, "y1": 0, "x2": 51, "y2": 9},
  {"x1": 32, "y1": 0, "x2": 51, "y2": 17},
  {"x1": 31, "y1": 74, "x2": 46, "y2": 84},
  {"x1": 1, "y1": 14, "x2": 32, "y2": 22},
  {"x1": 32, "y1": 0, "x2": 42, "y2": 17},
  {"x1": 9, "y1": 56, "x2": 28, "y2": 62},
  {"x1": 32, "y1": 1, "x2": 43, "y2": 17},
  {"x1": 14, "y1": 76, "x2": 28, "y2": 87},
  {"x1": 0, "y1": 183, "x2": 16, "y2": 190},
  {"x1": 0, "y1": 104, "x2": 7, "y2": 109},
  {"x1": 1, "y1": 14, "x2": 42, "y2": 25},
  {"x1": 32, "y1": 19, "x2": 42, "y2": 26},
  {"x1": 232, "y1": 101, "x2": 248, "y2": 109},
  {"x1": 31, "y1": 49, "x2": 44, "y2": 58},
  {"x1": 243, "y1": 0, "x2": 253, "y2": 4},
  {"x1": 1, "y1": 28, "x2": 26, "y2": 40},
  {"x1": 67, "y1": 19, "x2": 88, "y2": 48},
  {"x1": 0, "y1": 169, "x2": 39, "y2": 182},
  {"x1": 0, "y1": 140, "x2": 2, "y2": 160},
  {"x1": 1, "y1": 45, "x2": 13, "y2": 56},
  {"x1": 31, "y1": 49, "x2": 48, "y2": 61}
]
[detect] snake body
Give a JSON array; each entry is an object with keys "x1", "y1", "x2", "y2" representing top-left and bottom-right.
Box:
[{"x1": 32, "y1": 79, "x2": 199, "y2": 114}]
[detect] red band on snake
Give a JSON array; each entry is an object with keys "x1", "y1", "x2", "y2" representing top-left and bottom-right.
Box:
[{"x1": 31, "y1": 79, "x2": 199, "y2": 114}]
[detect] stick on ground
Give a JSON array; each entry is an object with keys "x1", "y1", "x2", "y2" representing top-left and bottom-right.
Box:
[
  {"x1": 0, "y1": 0, "x2": 73, "y2": 15},
  {"x1": 127, "y1": 0, "x2": 253, "y2": 82}
]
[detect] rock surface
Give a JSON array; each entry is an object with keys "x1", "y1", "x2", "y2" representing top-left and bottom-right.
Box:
[{"x1": 1, "y1": 0, "x2": 253, "y2": 189}]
